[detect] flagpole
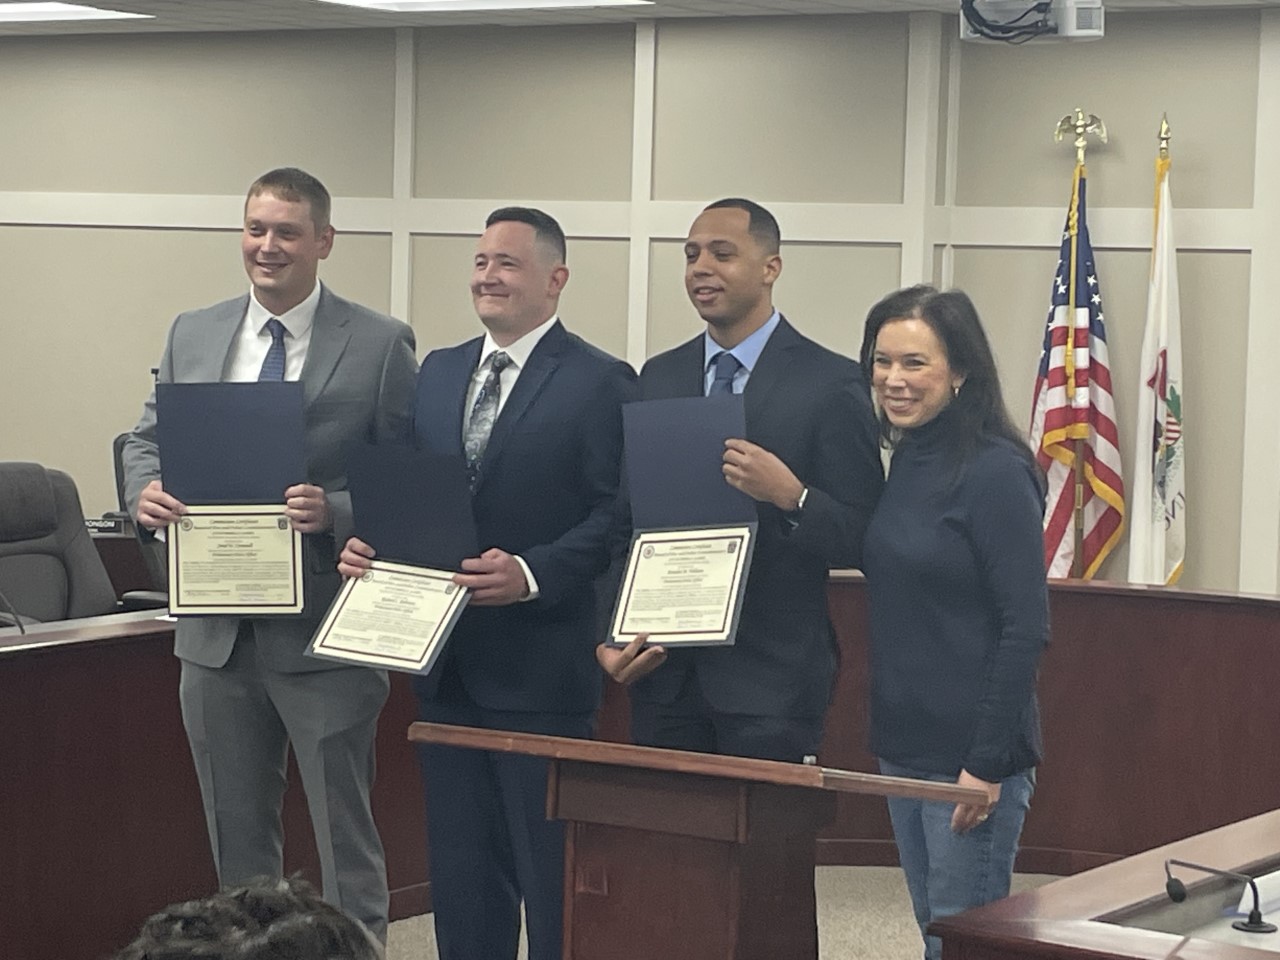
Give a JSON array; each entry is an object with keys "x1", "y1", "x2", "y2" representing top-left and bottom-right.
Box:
[
  {"x1": 1054, "y1": 108, "x2": 1108, "y2": 578},
  {"x1": 1130, "y1": 113, "x2": 1185, "y2": 585}
]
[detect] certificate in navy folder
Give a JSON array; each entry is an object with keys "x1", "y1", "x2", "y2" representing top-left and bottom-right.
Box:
[
  {"x1": 156, "y1": 382, "x2": 305, "y2": 505},
  {"x1": 347, "y1": 443, "x2": 479, "y2": 571},
  {"x1": 623, "y1": 395, "x2": 756, "y2": 528},
  {"x1": 611, "y1": 395, "x2": 757, "y2": 649},
  {"x1": 308, "y1": 444, "x2": 479, "y2": 676}
]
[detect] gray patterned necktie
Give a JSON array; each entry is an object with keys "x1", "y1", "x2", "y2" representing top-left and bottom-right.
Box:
[
  {"x1": 464, "y1": 350, "x2": 513, "y2": 488},
  {"x1": 257, "y1": 318, "x2": 287, "y2": 381}
]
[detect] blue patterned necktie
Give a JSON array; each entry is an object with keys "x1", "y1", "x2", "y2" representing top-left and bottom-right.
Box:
[
  {"x1": 708, "y1": 350, "x2": 742, "y2": 396},
  {"x1": 464, "y1": 350, "x2": 513, "y2": 489},
  {"x1": 257, "y1": 318, "x2": 287, "y2": 382}
]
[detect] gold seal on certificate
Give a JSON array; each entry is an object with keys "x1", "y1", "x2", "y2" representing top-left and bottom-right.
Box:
[
  {"x1": 609, "y1": 524, "x2": 755, "y2": 647},
  {"x1": 307, "y1": 560, "x2": 470, "y2": 674},
  {"x1": 168, "y1": 504, "x2": 304, "y2": 616}
]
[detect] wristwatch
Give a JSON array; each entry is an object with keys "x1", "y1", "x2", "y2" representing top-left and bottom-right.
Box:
[{"x1": 786, "y1": 487, "x2": 809, "y2": 520}]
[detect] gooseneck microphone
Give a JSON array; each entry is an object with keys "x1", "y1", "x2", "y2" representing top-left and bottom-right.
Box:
[
  {"x1": 0, "y1": 587, "x2": 27, "y2": 635},
  {"x1": 1165, "y1": 858, "x2": 1277, "y2": 934}
]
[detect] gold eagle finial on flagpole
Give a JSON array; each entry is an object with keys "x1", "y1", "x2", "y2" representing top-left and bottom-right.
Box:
[{"x1": 1055, "y1": 107, "x2": 1107, "y2": 165}]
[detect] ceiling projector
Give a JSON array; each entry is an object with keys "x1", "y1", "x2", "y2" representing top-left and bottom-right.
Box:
[{"x1": 960, "y1": 0, "x2": 1105, "y2": 42}]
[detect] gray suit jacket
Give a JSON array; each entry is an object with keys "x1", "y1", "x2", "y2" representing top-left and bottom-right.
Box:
[{"x1": 122, "y1": 285, "x2": 418, "y2": 673}]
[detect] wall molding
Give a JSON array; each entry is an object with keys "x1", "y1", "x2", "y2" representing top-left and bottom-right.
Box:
[{"x1": 0, "y1": 11, "x2": 1273, "y2": 590}]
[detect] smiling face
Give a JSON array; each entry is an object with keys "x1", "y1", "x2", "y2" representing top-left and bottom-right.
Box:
[
  {"x1": 470, "y1": 220, "x2": 568, "y2": 346},
  {"x1": 871, "y1": 317, "x2": 965, "y2": 431},
  {"x1": 241, "y1": 190, "x2": 333, "y2": 316},
  {"x1": 683, "y1": 206, "x2": 780, "y2": 346}
]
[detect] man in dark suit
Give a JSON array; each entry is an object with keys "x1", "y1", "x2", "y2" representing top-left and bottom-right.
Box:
[
  {"x1": 599, "y1": 198, "x2": 883, "y2": 763},
  {"x1": 122, "y1": 168, "x2": 418, "y2": 939},
  {"x1": 339, "y1": 207, "x2": 635, "y2": 960}
]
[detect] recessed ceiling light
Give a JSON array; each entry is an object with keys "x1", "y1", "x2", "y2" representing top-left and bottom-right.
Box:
[
  {"x1": 311, "y1": 0, "x2": 653, "y2": 10},
  {"x1": 0, "y1": 2, "x2": 153, "y2": 21}
]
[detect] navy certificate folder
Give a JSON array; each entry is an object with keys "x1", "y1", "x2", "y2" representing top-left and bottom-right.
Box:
[
  {"x1": 347, "y1": 444, "x2": 479, "y2": 571},
  {"x1": 623, "y1": 395, "x2": 756, "y2": 529},
  {"x1": 156, "y1": 382, "x2": 306, "y2": 505}
]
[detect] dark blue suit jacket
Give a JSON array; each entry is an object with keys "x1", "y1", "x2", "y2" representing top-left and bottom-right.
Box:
[
  {"x1": 412, "y1": 321, "x2": 637, "y2": 715},
  {"x1": 629, "y1": 317, "x2": 883, "y2": 720}
]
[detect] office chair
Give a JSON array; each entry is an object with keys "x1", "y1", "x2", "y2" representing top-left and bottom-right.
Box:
[
  {"x1": 0, "y1": 461, "x2": 121, "y2": 624},
  {"x1": 111, "y1": 430, "x2": 169, "y2": 591}
]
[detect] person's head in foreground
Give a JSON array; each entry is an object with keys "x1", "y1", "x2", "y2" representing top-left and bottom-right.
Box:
[{"x1": 114, "y1": 876, "x2": 383, "y2": 960}]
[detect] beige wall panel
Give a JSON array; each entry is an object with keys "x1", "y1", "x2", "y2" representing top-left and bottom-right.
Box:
[
  {"x1": 951, "y1": 246, "x2": 1245, "y2": 592},
  {"x1": 1177, "y1": 251, "x2": 1247, "y2": 594},
  {"x1": 326, "y1": 234, "x2": 395, "y2": 318},
  {"x1": 413, "y1": 26, "x2": 634, "y2": 201},
  {"x1": 647, "y1": 240, "x2": 900, "y2": 360},
  {"x1": 0, "y1": 226, "x2": 393, "y2": 518},
  {"x1": 652, "y1": 16, "x2": 908, "y2": 204},
  {"x1": 955, "y1": 10, "x2": 1258, "y2": 209},
  {"x1": 410, "y1": 235, "x2": 630, "y2": 359},
  {"x1": 0, "y1": 32, "x2": 396, "y2": 196},
  {"x1": 936, "y1": 24, "x2": 955, "y2": 206}
]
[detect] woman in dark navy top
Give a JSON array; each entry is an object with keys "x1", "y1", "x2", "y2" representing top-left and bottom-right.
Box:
[{"x1": 858, "y1": 285, "x2": 1049, "y2": 960}]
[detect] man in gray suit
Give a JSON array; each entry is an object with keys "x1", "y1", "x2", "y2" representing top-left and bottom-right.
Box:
[{"x1": 121, "y1": 167, "x2": 417, "y2": 940}]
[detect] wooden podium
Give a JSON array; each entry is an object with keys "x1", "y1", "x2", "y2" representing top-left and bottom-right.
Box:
[{"x1": 409, "y1": 722, "x2": 983, "y2": 960}]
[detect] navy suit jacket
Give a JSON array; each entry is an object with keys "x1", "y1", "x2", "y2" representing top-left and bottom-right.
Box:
[
  {"x1": 412, "y1": 321, "x2": 637, "y2": 715},
  {"x1": 629, "y1": 317, "x2": 883, "y2": 719}
]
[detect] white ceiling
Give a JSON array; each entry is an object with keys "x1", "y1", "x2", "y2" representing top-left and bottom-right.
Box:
[{"x1": 0, "y1": 0, "x2": 1275, "y2": 35}]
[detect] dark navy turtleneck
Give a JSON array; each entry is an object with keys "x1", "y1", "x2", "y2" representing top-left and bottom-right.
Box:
[{"x1": 861, "y1": 413, "x2": 1049, "y2": 782}]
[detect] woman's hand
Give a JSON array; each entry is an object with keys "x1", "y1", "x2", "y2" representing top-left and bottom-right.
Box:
[{"x1": 951, "y1": 769, "x2": 1000, "y2": 833}]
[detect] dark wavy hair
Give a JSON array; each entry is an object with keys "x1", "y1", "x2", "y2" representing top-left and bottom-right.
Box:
[
  {"x1": 859, "y1": 284, "x2": 1039, "y2": 481},
  {"x1": 114, "y1": 876, "x2": 381, "y2": 960}
]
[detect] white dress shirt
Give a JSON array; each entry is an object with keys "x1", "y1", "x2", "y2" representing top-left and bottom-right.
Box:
[
  {"x1": 223, "y1": 282, "x2": 322, "y2": 382},
  {"x1": 462, "y1": 313, "x2": 560, "y2": 429}
]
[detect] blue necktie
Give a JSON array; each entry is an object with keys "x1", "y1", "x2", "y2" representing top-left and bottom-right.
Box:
[
  {"x1": 708, "y1": 351, "x2": 742, "y2": 396},
  {"x1": 257, "y1": 318, "x2": 287, "y2": 382}
]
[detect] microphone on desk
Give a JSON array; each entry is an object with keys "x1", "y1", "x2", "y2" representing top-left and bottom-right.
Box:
[
  {"x1": 1165, "y1": 858, "x2": 1277, "y2": 934},
  {"x1": 0, "y1": 587, "x2": 27, "y2": 635}
]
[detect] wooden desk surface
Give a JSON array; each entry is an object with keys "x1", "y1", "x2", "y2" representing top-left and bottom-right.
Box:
[{"x1": 932, "y1": 807, "x2": 1280, "y2": 959}]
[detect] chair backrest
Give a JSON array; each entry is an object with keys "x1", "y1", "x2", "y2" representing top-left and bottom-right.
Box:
[
  {"x1": 110, "y1": 431, "x2": 169, "y2": 591},
  {"x1": 112, "y1": 431, "x2": 130, "y2": 513},
  {"x1": 0, "y1": 462, "x2": 119, "y2": 622}
]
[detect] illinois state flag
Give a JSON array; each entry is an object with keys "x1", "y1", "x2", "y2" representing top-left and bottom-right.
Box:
[
  {"x1": 1028, "y1": 164, "x2": 1125, "y2": 579},
  {"x1": 1128, "y1": 154, "x2": 1186, "y2": 585}
]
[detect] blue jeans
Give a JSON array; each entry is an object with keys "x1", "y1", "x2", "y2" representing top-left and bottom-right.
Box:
[{"x1": 879, "y1": 759, "x2": 1034, "y2": 960}]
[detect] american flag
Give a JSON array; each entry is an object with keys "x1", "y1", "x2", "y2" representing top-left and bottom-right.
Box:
[{"x1": 1028, "y1": 165, "x2": 1125, "y2": 579}]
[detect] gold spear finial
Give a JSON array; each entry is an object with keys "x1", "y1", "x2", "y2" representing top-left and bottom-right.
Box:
[
  {"x1": 1054, "y1": 107, "x2": 1108, "y2": 165},
  {"x1": 1158, "y1": 113, "x2": 1171, "y2": 160}
]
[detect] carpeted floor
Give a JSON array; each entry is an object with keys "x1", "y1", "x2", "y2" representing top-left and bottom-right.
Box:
[{"x1": 386, "y1": 866, "x2": 1056, "y2": 959}]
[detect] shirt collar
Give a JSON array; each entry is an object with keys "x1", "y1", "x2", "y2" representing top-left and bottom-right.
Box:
[
  {"x1": 703, "y1": 309, "x2": 781, "y2": 374},
  {"x1": 247, "y1": 281, "x2": 322, "y2": 339},
  {"x1": 477, "y1": 314, "x2": 559, "y2": 373}
]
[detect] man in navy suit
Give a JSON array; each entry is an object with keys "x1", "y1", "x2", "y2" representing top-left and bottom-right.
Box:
[
  {"x1": 340, "y1": 207, "x2": 635, "y2": 960},
  {"x1": 599, "y1": 198, "x2": 883, "y2": 763}
]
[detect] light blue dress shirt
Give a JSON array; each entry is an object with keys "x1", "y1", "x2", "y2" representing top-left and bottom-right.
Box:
[{"x1": 701, "y1": 310, "x2": 782, "y2": 396}]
